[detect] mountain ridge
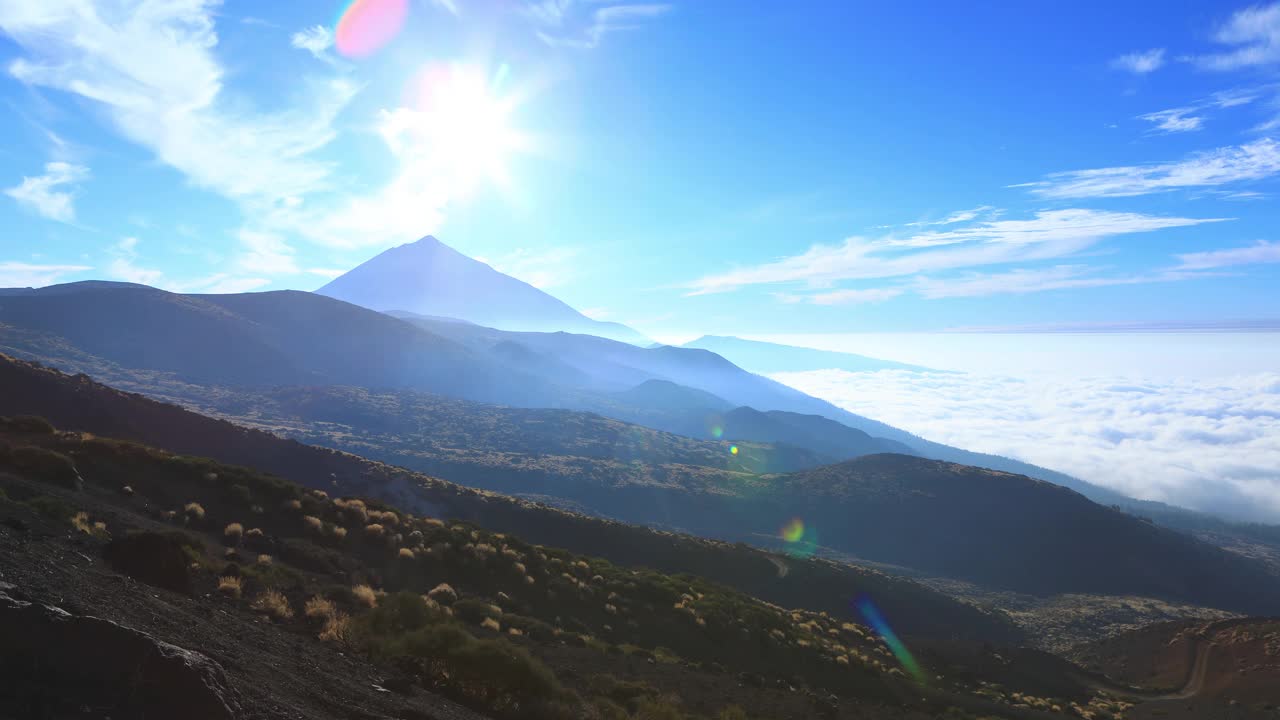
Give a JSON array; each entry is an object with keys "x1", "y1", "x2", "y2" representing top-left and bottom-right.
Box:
[{"x1": 317, "y1": 236, "x2": 649, "y2": 344}]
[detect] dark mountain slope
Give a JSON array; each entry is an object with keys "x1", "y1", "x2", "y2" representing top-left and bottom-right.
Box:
[
  {"x1": 318, "y1": 236, "x2": 648, "y2": 344},
  {"x1": 0, "y1": 353, "x2": 1017, "y2": 643},
  {"x1": 775, "y1": 455, "x2": 1280, "y2": 614}
]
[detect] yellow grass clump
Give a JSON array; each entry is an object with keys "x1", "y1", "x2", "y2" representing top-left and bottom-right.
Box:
[
  {"x1": 184, "y1": 502, "x2": 205, "y2": 520},
  {"x1": 304, "y1": 596, "x2": 336, "y2": 621},
  {"x1": 257, "y1": 554, "x2": 273, "y2": 565},
  {"x1": 251, "y1": 590, "x2": 294, "y2": 620},
  {"x1": 302, "y1": 515, "x2": 323, "y2": 532},
  {"x1": 224, "y1": 522, "x2": 244, "y2": 542},
  {"x1": 398, "y1": 547, "x2": 415, "y2": 559},
  {"x1": 319, "y1": 612, "x2": 350, "y2": 643},
  {"x1": 352, "y1": 584, "x2": 379, "y2": 608},
  {"x1": 217, "y1": 575, "x2": 242, "y2": 599}
]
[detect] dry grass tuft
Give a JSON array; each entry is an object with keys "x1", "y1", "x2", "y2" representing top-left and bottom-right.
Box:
[
  {"x1": 184, "y1": 502, "x2": 205, "y2": 521},
  {"x1": 224, "y1": 522, "x2": 244, "y2": 542},
  {"x1": 364, "y1": 523, "x2": 385, "y2": 537},
  {"x1": 319, "y1": 612, "x2": 351, "y2": 643},
  {"x1": 304, "y1": 596, "x2": 337, "y2": 621},
  {"x1": 257, "y1": 554, "x2": 273, "y2": 565},
  {"x1": 480, "y1": 617, "x2": 501, "y2": 632},
  {"x1": 283, "y1": 498, "x2": 303, "y2": 511},
  {"x1": 251, "y1": 590, "x2": 294, "y2": 620},
  {"x1": 309, "y1": 489, "x2": 328, "y2": 500},
  {"x1": 398, "y1": 547, "x2": 415, "y2": 559},
  {"x1": 245, "y1": 527, "x2": 264, "y2": 539},
  {"x1": 71, "y1": 511, "x2": 92, "y2": 534},
  {"x1": 302, "y1": 515, "x2": 323, "y2": 532},
  {"x1": 332, "y1": 526, "x2": 348, "y2": 540},
  {"x1": 352, "y1": 583, "x2": 379, "y2": 608},
  {"x1": 218, "y1": 575, "x2": 243, "y2": 599}
]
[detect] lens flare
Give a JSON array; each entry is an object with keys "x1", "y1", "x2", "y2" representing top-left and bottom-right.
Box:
[
  {"x1": 854, "y1": 596, "x2": 926, "y2": 684},
  {"x1": 780, "y1": 518, "x2": 805, "y2": 543},
  {"x1": 335, "y1": 0, "x2": 408, "y2": 58},
  {"x1": 711, "y1": 425, "x2": 724, "y2": 438},
  {"x1": 730, "y1": 445, "x2": 739, "y2": 455}
]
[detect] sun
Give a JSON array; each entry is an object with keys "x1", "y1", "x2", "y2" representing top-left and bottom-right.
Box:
[{"x1": 396, "y1": 62, "x2": 528, "y2": 196}]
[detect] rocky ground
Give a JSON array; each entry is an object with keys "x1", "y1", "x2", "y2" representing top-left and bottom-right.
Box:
[{"x1": 0, "y1": 476, "x2": 487, "y2": 720}]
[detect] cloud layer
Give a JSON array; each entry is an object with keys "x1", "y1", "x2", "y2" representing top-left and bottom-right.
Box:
[{"x1": 773, "y1": 368, "x2": 1280, "y2": 523}]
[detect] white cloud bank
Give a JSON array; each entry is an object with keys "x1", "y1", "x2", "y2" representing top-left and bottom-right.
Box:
[
  {"x1": 4, "y1": 161, "x2": 88, "y2": 222},
  {"x1": 773, "y1": 368, "x2": 1280, "y2": 523}
]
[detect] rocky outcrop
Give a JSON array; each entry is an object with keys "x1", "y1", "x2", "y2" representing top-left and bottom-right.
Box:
[{"x1": 0, "y1": 587, "x2": 238, "y2": 719}]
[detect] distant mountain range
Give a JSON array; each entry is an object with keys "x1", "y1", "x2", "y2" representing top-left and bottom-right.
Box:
[
  {"x1": 681, "y1": 335, "x2": 937, "y2": 374},
  {"x1": 317, "y1": 236, "x2": 649, "y2": 344},
  {"x1": 0, "y1": 278, "x2": 1267, "y2": 540}
]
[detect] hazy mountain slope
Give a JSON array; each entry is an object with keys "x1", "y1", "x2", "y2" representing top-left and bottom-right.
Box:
[
  {"x1": 0, "y1": 283, "x2": 555, "y2": 406},
  {"x1": 318, "y1": 236, "x2": 648, "y2": 344},
  {"x1": 7, "y1": 352, "x2": 1278, "y2": 616},
  {"x1": 0, "y1": 281, "x2": 1249, "y2": 537},
  {"x1": 0, "y1": 353, "x2": 1020, "y2": 643},
  {"x1": 683, "y1": 335, "x2": 936, "y2": 373}
]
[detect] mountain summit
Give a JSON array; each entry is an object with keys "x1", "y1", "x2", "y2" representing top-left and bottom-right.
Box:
[{"x1": 317, "y1": 236, "x2": 648, "y2": 344}]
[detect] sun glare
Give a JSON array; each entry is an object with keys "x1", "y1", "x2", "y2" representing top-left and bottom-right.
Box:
[{"x1": 395, "y1": 63, "x2": 527, "y2": 196}]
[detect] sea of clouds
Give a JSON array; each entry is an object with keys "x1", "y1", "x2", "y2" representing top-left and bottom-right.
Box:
[{"x1": 771, "y1": 369, "x2": 1280, "y2": 523}]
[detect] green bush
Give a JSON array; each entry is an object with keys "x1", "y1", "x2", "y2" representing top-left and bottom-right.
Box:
[
  {"x1": 1, "y1": 416, "x2": 56, "y2": 434},
  {"x1": 453, "y1": 597, "x2": 501, "y2": 624},
  {"x1": 3, "y1": 446, "x2": 81, "y2": 490},
  {"x1": 24, "y1": 494, "x2": 73, "y2": 521}
]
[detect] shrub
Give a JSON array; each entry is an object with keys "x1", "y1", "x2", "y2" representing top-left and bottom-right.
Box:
[
  {"x1": 5, "y1": 446, "x2": 81, "y2": 490},
  {"x1": 251, "y1": 590, "x2": 294, "y2": 620},
  {"x1": 398, "y1": 547, "x2": 415, "y2": 560},
  {"x1": 71, "y1": 511, "x2": 93, "y2": 534},
  {"x1": 454, "y1": 599, "x2": 502, "y2": 624},
  {"x1": 320, "y1": 612, "x2": 351, "y2": 643},
  {"x1": 305, "y1": 596, "x2": 337, "y2": 621},
  {"x1": 481, "y1": 617, "x2": 501, "y2": 632},
  {"x1": 184, "y1": 502, "x2": 205, "y2": 521},
  {"x1": 257, "y1": 554, "x2": 273, "y2": 565},
  {"x1": 332, "y1": 526, "x2": 348, "y2": 540},
  {"x1": 25, "y1": 495, "x2": 73, "y2": 521},
  {"x1": 364, "y1": 523, "x2": 385, "y2": 538},
  {"x1": 218, "y1": 576, "x2": 243, "y2": 599},
  {"x1": 224, "y1": 522, "x2": 244, "y2": 544},
  {"x1": 427, "y1": 583, "x2": 457, "y2": 605},
  {"x1": 302, "y1": 515, "x2": 323, "y2": 532},
  {"x1": 353, "y1": 584, "x2": 379, "y2": 608},
  {"x1": 283, "y1": 499, "x2": 302, "y2": 511},
  {"x1": 4, "y1": 415, "x2": 56, "y2": 434}
]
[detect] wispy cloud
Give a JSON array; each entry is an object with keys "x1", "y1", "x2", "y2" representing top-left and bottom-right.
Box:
[
  {"x1": 775, "y1": 287, "x2": 904, "y2": 305},
  {"x1": 105, "y1": 236, "x2": 163, "y2": 286},
  {"x1": 1175, "y1": 240, "x2": 1280, "y2": 270},
  {"x1": 290, "y1": 25, "x2": 334, "y2": 60},
  {"x1": 1111, "y1": 48, "x2": 1166, "y2": 74},
  {"x1": 1016, "y1": 138, "x2": 1280, "y2": 198},
  {"x1": 236, "y1": 230, "x2": 299, "y2": 274},
  {"x1": 685, "y1": 208, "x2": 1226, "y2": 296},
  {"x1": 0, "y1": 261, "x2": 90, "y2": 287},
  {"x1": 1, "y1": 2, "x2": 358, "y2": 205},
  {"x1": 911, "y1": 265, "x2": 1155, "y2": 299},
  {"x1": 1195, "y1": 2, "x2": 1280, "y2": 70},
  {"x1": 526, "y1": 1, "x2": 671, "y2": 49},
  {"x1": 903, "y1": 205, "x2": 997, "y2": 227},
  {"x1": 3, "y1": 161, "x2": 88, "y2": 223},
  {"x1": 1137, "y1": 90, "x2": 1259, "y2": 133}
]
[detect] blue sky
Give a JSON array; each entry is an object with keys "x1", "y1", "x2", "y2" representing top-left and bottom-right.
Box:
[{"x1": 2, "y1": 0, "x2": 1279, "y2": 337}]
